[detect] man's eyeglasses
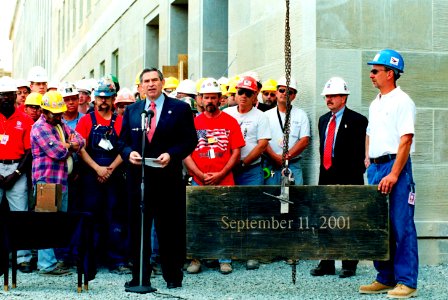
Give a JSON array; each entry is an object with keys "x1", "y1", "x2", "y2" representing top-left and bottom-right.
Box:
[
  {"x1": 237, "y1": 89, "x2": 254, "y2": 98},
  {"x1": 370, "y1": 69, "x2": 389, "y2": 75},
  {"x1": 263, "y1": 92, "x2": 276, "y2": 97},
  {"x1": 277, "y1": 88, "x2": 297, "y2": 95}
]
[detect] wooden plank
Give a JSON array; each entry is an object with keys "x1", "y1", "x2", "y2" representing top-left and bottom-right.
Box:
[
  {"x1": 186, "y1": 185, "x2": 389, "y2": 261},
  {"x1": 162, "y1": 65, "x2": 178, "y2": 79},
  {"x1": 178, "y1": 54, "x2": 188, "y2": 80}
]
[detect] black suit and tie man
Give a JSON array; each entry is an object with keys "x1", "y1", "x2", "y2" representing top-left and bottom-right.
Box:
[
  {"x1": 119, "y1": 68, "x2": 197, "y2": 293},
  {"x1": 310, "y1": 77, "x2": 368, "y2": 278}
]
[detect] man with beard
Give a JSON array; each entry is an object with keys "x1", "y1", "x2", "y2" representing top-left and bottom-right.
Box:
[
  {"x1": 183, "y1": 78, "x2": 245, "y2": 275},
  {"x1": 31, "y1": 91, "x2": 84, "y2": 275},
  {"x1": 76, "y1": 77, "x2": 130, "y2": 275},
  {"x1": 120, "y1": 68, "x2": 197, "y2": 292},
  {"x1": 0, "y1": 76, "x2": 34, "y2": 273}
]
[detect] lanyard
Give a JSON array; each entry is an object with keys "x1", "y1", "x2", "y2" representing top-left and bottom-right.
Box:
[{"x1": 276, "y1": 107, "x2": 285, "y2": 133}]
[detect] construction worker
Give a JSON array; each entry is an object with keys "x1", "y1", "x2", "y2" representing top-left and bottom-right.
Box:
[
  {"x1": 263, "y1": 76, "x2": 310, "y2": 186},
  {"x1": 114, "y1": 87, "x2": 136, "y2": 116},
  {"x1": 163, "y1": 76, "x2": 179, "y2": 94},
  {"x1": 59, "y1": 82, "x2": 84, "y2": 130},
  {"x1": 0, "y1": 76, "x2": 34, "y2": 273},
  {"x1": 27, "y1": 66, "x2": 48, "y2": 95},
  {"x1": 184, "y1": 78, "x2": 245, "y2": 275},
  {"x1": 134, "y1": 70, "x2": 146, "y2": 102},
  {"x1": 226, "y1": 76, "x2": 239, "y2": 107},
  {"x1": 30, "y1": 90, "x2": 84, "y2": 275},
  {"x1": 15, "y1": 79, "x2": 31, "y2": 109},
  {"x1": 24, "y1": 92, "x2": 43, "y2": 122},
  {"x1": 47, "y1": 81, "x2": 59, "y2": 92},
  {"x1": 258, "y1": 79, "x2": 278, "y2": 112},
  {"x1": 175, "y1": 79, "x2": 197, "y2": 100},
  {"x1": 76, "y1": 79, "x2": 92, "y2": 114},
  {"x1": 76, "y1": 76, "x2": 130, "y2": 274},
  {"x1": 359, "y1": 49, "x2": 418, "y2": 299}
]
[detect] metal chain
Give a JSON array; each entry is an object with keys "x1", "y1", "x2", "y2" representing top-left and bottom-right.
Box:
[
  {"x1": 284, "y1": 0, "x2": 297, "y2": 285},
  {"x1": 282, "y1": 0, "x2": 292, "y2": 170}
]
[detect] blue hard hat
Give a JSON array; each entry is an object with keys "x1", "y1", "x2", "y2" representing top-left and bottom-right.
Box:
[
  {"x1": 94, "y1": 77, "x2": 116, "y2": 97},
  {"x1": 367, "y1": 49, "x2": 404, "y2": 73}
]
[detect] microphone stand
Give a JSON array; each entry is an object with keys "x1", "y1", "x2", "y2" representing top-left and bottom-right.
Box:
[{"x1": 127, "y1": 110, "x2": 155, "y2": 294}]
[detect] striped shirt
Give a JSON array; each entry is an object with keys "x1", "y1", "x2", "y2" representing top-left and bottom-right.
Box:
[{"x1": 31, "y1": 114, "x2": 85, "y2": 192}]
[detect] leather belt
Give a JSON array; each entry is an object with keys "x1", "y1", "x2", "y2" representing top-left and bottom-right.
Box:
[
  {"x1": 0, "y1": 159, "x2": 20, "y2": 164},
  {"x1": 370, "y1": 154, "x2": 396, "y2": 164}
]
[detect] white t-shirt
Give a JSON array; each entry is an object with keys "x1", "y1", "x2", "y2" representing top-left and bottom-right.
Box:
[
  {"x1": 223, "y1": 106, "x2": 271, "y2": 164},
  {"x1": 264, "y1": 106, "x2": 310, "y2": 155},
  {"x1": 367, "y1": 86, "x2": 416, "y2": 158}
]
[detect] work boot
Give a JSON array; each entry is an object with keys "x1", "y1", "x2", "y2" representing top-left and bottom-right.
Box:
[
  {"x1": 387, "y1": 284, "x2": 417, "y2": 298},
  {"x1": 219, "y1": 263, "x2": 232, "y2": 275},
  {"x1": 246, "y1": 259, "x2": 260, "y2": 270},
  {"x1": 186, "y1": 259, "x2": 201, "y2": 274},
  {"x1": 359, "y1": 281, "x2": 394, "y2": 294}
]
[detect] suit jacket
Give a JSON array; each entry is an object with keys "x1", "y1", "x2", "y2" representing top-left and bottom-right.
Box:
[{"x1": 318, "y1": 107, "x2": 368, "y2": 185}]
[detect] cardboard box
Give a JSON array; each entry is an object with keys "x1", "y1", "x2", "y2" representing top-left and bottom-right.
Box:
[{"x1": 35, "y1": 183, "x2": 62, "y2": 212}]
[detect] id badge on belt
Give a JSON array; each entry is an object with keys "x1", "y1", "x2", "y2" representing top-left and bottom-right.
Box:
[{"x1": 98, "y1": 137, "x2": 113, "y2": 151}]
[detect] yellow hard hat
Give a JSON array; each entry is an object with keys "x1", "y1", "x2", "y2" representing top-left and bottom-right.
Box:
[
  {"x1": 41, "y1": 91, "x2": 67, "y2": 113},
  {"x1": 221, "y1": 84, "x2": 229, "y2": 96},
  {"x1": 260, "y1": 79, "x2": 278, "y2": 92},
  {"x1": 135, "y1": 70, "x2": 143, "y2": 85},
  {"x1": 25, "y1": 92, "x2": 43, "y2": 106},
  {"x1": 196, "y1": 78, "x2": 206, "y2": 93},
  {"x1": 227, "y1": 75, "x2": 240, "y2": 94},
  {"x1": 163, "y1": 77, "x2": 179, "y2": 90}
]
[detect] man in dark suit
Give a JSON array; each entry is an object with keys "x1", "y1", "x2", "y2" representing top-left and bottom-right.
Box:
[
  {"x1": 310, "y1": 77, "x2": 368, "y2": 278},
  {"x1": 119, "y1": 68, "x2": 197, "y2": 293}
]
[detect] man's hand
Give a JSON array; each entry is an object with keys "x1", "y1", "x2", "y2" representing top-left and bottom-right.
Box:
[
  {"x1": 129, "y1": 151, "x2": 142, "y2": 165},
  {"x1": 3, "y1": 171, "x2": 20, "y2": 190},
  {"x1": 378, "y1": 173, "x2": 398, "y2": 194},
  {"x1": 156, "y1": 153, "x2": 170, "y2": 168},
  {"x1": 203, "y1": 172, "x2": 224, "y2": 185}
]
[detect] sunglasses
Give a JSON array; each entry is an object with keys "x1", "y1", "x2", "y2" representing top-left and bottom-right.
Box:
[
  {"x1": 278, "y1": 88, "x2": 297, "y2": 95},
  {"x1": 116, "y1": 105, "x2": 126, "y2": 109},
  {"x1": 370, "y1": 69, "x2": 388, "y2": 75},
  {"x1": 237, "y1": 89, "x2": 254, "y2": 97},
  {"x1": 26, "y1": 105, "x2": 41, "y2": 110},
  {"x1": 263, "y1": 92, "x2": 276, "y2": 97}
]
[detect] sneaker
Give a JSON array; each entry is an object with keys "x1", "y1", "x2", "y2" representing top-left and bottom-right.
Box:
[
  {"x1": 56, "y1": 261, "x2": 74, "y2": 271},
  {"x1": 18, "y1": 262, "x2": 34, "y2": 273},
  {"x1": 246, "y1": 259, "x2": 260, "y2": 270},
  {"x1": 387, "y1": 284, "x2": 417, "y2": 298},
  {"x1": 186, "y1": 259, "x2": 201, "y2": 274},
  {"x1": 219, "y1": 263, "x2": 232, "y2": 275},
  {"x1": 359, "y1": 281, "x2": 394, "y2": 294},
  {"x1": 110, "y1": 265, "x2": 132, "y2": 275},
  {"x1": 39, "y1": 266, "x2": 72, "y2": 276}
]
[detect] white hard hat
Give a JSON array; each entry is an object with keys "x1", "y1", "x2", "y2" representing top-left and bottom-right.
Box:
[
  {"x1": 217, "y1": 76, "x2": 229, "y2": 85},
  {"x1": 58, "y1": 81, "x2": 79, "y2": 97},
  {"x1": 277, "y1": 76, "x2": 298, "y2": 91},
  {"x1": 27, "y1": 66, "x2": 49, "y2": 83},
  {"x1": 177, "y1": 79, "x2": 197, "y2": 95},
  {"x1": 321, "y1": 77, "x2": 350, "y2": 96},
  {"x1": 48, "y1": 80, "x2": 59, "y2": 90},
  {"x1": 0, "y1": 76, "x2": 18, "y2": 92},
  {"x1": 15, "y1": 79, "x2": 30, "y2": 88},
  {"x1": 199, "y1": 78, "x2": 221, "y2": 94},
  {"x1": 75, "y1": 79, "x2": 92, "y2": 94}
]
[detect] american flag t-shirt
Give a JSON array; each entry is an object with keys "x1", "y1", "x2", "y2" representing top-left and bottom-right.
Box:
[{"x1": 196, "y1": 129, "x2": 230, "y2": 151}]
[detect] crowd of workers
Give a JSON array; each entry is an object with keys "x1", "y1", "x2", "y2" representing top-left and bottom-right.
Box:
[{"x1": 0, "y1": 48, "x2": 418, "y2": 298}]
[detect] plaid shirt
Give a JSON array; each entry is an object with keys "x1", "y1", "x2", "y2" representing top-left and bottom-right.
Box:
[{"x1": 31, "y1": 114, "x2": 85, "y2": 192}]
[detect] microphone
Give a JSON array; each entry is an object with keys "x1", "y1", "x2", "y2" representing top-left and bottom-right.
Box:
[
  {"x1": 147, "y1": 110, "x2": 155, "y2": 128},
  {"x1": 141, "y1": 110, "x2": 148, "y2": 131}
]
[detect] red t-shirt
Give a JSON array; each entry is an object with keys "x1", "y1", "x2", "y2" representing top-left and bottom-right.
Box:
[
  {"x1": 75, "y1": 110, "x2": 123, "y2": 142},
  {"x1": 0, "y1": 110, "x2": 34, "y2": 159},
  {"x1": 191, "y1": 112, "x2": 245, "y2": 185}
]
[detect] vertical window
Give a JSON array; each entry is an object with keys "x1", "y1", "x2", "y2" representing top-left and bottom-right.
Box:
[
  {"x1": 111, "y1": 49, "x2": 119, "y2": 80},
  {"x1": 90, "y1": 69, "x2": 95, "y2": 78},
  {"x1": 100, "y1": 61, "x2": 105, "y2": 77}
]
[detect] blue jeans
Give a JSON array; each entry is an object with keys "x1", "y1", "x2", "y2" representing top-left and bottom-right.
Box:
[
  {"x1": 234, "y1": 163, "x2": 264, "y2": 185},
  {"x1": 367, "y1": 158, "x2": 418, "y2": 288},
  {"x1": 264, "y1": 159, "x2": 304, "y2": 186},
  {"x1": 35, "y1": 183, "x2": 68, "y2": 272}
]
